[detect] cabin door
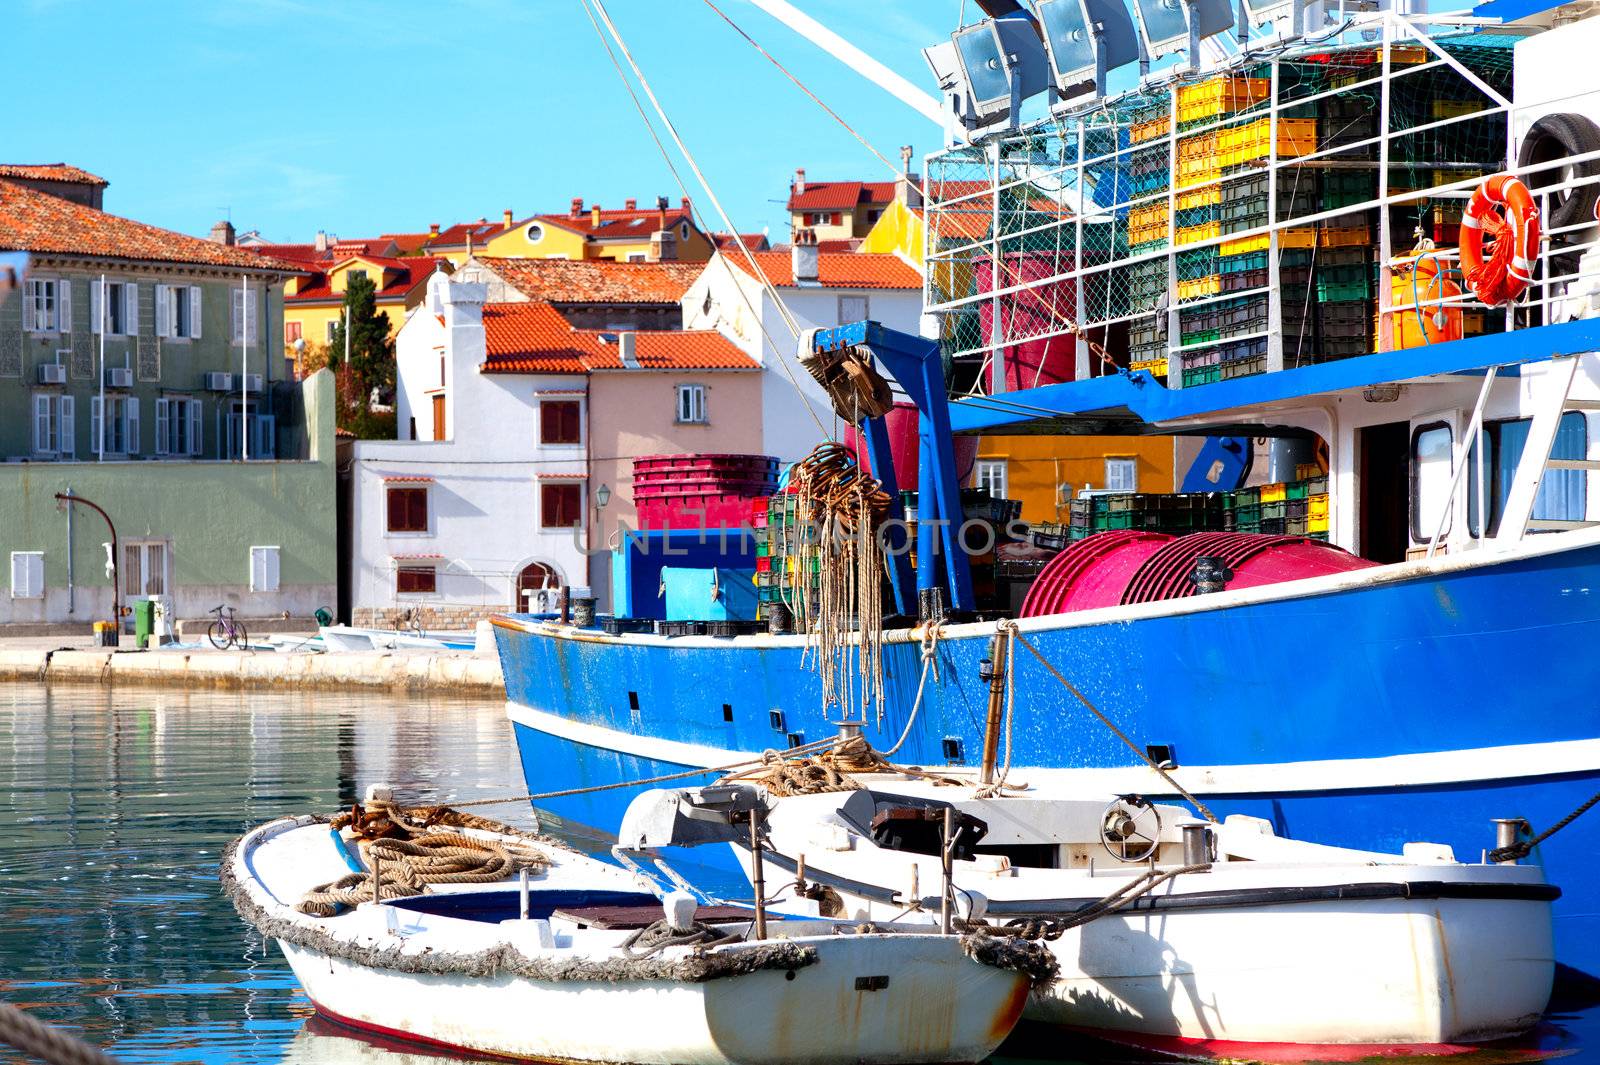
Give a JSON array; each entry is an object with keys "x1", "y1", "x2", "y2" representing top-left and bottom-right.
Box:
[{"x1": 1358, "y1": 421, "x2": 1410, "y2": 563}]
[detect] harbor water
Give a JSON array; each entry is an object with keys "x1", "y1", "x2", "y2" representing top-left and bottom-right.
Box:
[{"x1": 0, "y1": 681, "x2": 1595, "y2": 1065}]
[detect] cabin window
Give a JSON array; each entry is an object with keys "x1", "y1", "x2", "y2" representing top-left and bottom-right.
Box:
[
  {"x1": 387, "y1": 486, "x2": 429, "y2": 533},
  {"x1": 540, "y1": 482, "x2": 582, "y2": 529},
  {"x1": 540, "y1": 400, "x2": 582, "y2": 445},
  {"x1": 1105, "y1": 457, "x2": 1137, "y2": 492},
  {"x1": 1410, "y1": 422, "x2": 1454, "y2": 541},
  {"x1": 1467, "y1": 412, "x2": 1589, "y2": 537}
]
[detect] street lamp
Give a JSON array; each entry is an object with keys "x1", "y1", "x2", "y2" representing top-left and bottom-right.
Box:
[
  {"x1": 595, "y1": 483, "x2": 611, "y2": 510},
  {"x1": 56, "y1": 491, "x2": 120, "y2": 629}
]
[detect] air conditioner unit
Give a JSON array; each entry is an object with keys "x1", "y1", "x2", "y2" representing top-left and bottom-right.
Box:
[
  {"x1": 103, "y1": 367, "x2": 133, "y2": 389},
  {"x1": 37, "y1": 363, "x2": 66, "y2": 385},
  {"x1": 204, "y1": 371, "x2": 233, "y2": 391},
  {"x1": 241, "y1": 373, "x2": 264, "y2": 393}
]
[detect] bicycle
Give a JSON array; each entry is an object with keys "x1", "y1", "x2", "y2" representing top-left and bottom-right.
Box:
[{"x1": 207, "y1": 604, "x2": 249, "y2": 650}]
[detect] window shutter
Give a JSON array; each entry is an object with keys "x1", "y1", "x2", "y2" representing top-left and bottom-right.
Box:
[
  {"x1": 155, "y1": 399, "x2": 169, "y2": 455},
  {"x1": 33, "y1": 394, "x2": 49, "y2": 453},
  {"x1": 187, "y1": 401, "x2": 202, "y2": 455},
  {"x1": 387, "y1": 489, "x2": 404, "y2": 531},
  {"x1": 155, "y1": 284, "x2": 170, "y2": 338},
  {"x1": 58, "y1": 279, "x2": 72, "y2": 334},
  {"x1": 250, "y1": 546, "x2": 281, "y2": 592},
  {"x1": 231, "y1": 289, "x2": 243, "y2": 342},
  {"x1": 125, "y1": 283, "x2": 139, "y2": 336},
  {"x1": 189, "y1": 287, "x2": 203, "y2": 339},
  {"x1": 254, "y1": 415, "x2": 275, "y2": 458},
  {"x1": 90, "y1": 396, "x2": 102, "y2": 456},
  {"x1": 410, "y1": 489, "x2": 428, "y2": 530},
  {"x1": 251, "y1": 288, "x2": 262, "y2": 347},
  {"x1": 125, "y1": 398, "x2": 140, "y2": 455},
  {"x1": 90, "y1": 280, "x2": 102, "y2": 335},
  {"x1": 59, "y1": 397, "x2": 74, "y2": 457},
  {"x1": 10, "y1": 552, "x2": 44, "y2": 599}
]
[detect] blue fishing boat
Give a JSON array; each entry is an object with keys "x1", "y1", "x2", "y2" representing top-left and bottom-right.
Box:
[{"x1": 497, "y1": 2, "x2": 1600, "y2": 979}]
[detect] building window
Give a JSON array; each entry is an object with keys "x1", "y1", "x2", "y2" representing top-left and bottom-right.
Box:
[
  {"x1": 325, "y1": 320, "x2": 338, "y2": 344},
  {"x1": 23, "y1": 279, "x2": 59, "y2": 333},
  {"x1": 679, "y1": 221, "x2": 691, "y2": 241},
  {"x1": 31, "y1": 393, "x2": 74, "y2": 457},
  {"x1": 526, "y1": 223, "x2": 544, "y2": 243},
  {"x1": 155, "y1": 397, "x2": 203, "y2": 456},
  {"x1": 516, "y1": 562, "x2": 559, "y2": 611},
  {"x1": 10, "y1": 551, "x2": 44, "y2": 599},
  {"x1": 540, "y1": 400, "x2": 581, "y2": 445},
  {"x1": 396, "y1": 566, "x2": 437, "y2": 595},
  {"x1": 540, "y1": 482, "x2": 582, "y2": 529},
  {"x1": 387, "y1": 486, "x2": 429, "y2": 533},
  {"x1": 974, "y1": 459, "x2": 1008, "y2": 500},
  {"x1": 1105, "y1": 457, "x2": 1138, "y2": 492},
  {"x1": 347, "y1": 269, "x2": 368, "y2": 286},
  {"x1": 676, "y1": 383, "x2": 707, "y2": 425},
  {"x1": 1411, "y1": 422, "x2": 1453, "y2": 541},
  {"x1": 123, "y1": 541, "x2": 167, "y2": 597},
  {"x1": 249, "y1": 545, "x2": 280, "y2": 592},
  {"x1": 231, "y1": 287, "x2": 260, "y2": 345},
  {"x1": 868, "y1": 208, "x2": 883, "y2": 223},
  {"x1": 284, "y1": 321, "x2": 302, "y2": 344},
  {"x1": 155, "y1": 284, "x2": 200, "y2": 339},
  {"x1": 626, "y1": 252, "x2": 648, "y2": 263},
  {"x1": 90, "y1": 395, "x2": 140, "y2": 456},
  {"x1": 838, "y1": 295, "x2": 869, "y2": 325}
]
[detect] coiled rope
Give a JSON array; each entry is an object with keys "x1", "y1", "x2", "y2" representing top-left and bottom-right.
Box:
[
  {"x1": 622, "y1": 919, "x2": 741, "y2": 957},
  {"x1": 0, "y1": 1000, "x2": 120, "y2": 1065}
]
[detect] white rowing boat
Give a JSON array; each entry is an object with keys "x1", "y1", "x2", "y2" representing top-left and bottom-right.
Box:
[
  {"x1": 225, "y1": 791, "x2": 1048, "y2": 1065},
  {"x1": 621, "y1": 778, "x2": 1559, "y2": 1060}
]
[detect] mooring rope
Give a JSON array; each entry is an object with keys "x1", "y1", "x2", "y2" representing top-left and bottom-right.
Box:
[
  {"x1": 0, "y1": 999, "x2": 120, "y2": 1065},
  {"x1": 1489, "y1": 789, "x2": 1600, "y2": 863}
]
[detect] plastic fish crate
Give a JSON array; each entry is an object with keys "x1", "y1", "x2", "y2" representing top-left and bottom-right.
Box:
[
  {"x1": 1307, "y1": 475, "x2": 1329, "y2": 495},
  {"x1": 1181, "y1": 346, "x2": 1221, "y2": 368},
  {"x1": 1259, "y1": 517, "x2": 1288, "y2": 535},
  {"x1": 1286, "y1": 517, "x2": 1309, "y2": 535},
  {"x1": 1286, "y1": 480, "x2": 1311, "y2": 500},
  {"x1": 1177, "y1": 76, "x2": 1271, "y2": 125},
  {"x1": 1261, "y1": 500, "x2": 1288, "y2": 520},
  {"x1": 1219, "y1": 229, "x2": 1317, "y2": 256},
  {"x1": 1218, "y1": 117, "x2": 1317, "y2": 169},
  {"x1": 1287, "y1": 498, "x2": 1309, "y2": 520},
  {"x1": 1177, "y1": 131, "x2": 1221, "y2": 188},
  {"x1": 1221, "y1": 354, "x2": 1266, "y2": 378},
  {"x1": 1323, "y1": 171, "x2": 1377, "y2": 209},
  {"x1": 1221, "y1": 249, "x2": 1269, "y2": 274},
  {"x1": 1221, "y1": 267, "x2": 1267, "y2": 293},
  {"x1": 1182, "y1": 365, "x2": 1222, "y2": 387},
  {"x1": 1131, "y1": 170, "x2": 1170, "y2": 196},
  {"x1": 1319, "y1": 213, "x2": 1374, "y2": 247},
  {"x1": 1235, "y1": 486, "x2": 1260, "y2": 505},
  {"x1": 1236, "y1": 502, "x2": 1261, "y2": 525},
  {"x1": 1131, "y1": 115, "x2": 1172, "y2": 144},
  {"x1": 1177, "y1": 275, "x2": 1221, "y2": 301},
  {"x1": 1220, "y1": 337, "x2": 1268, "y2": 364},
  {"x1": 1130, "y1": 339, "x2": 1168, "y2": 366},
  {"x1": 1219, "y1": 296, "x2": 1268, "y2": 339},
  {"x1": 1317, "y1": 262, "x2": 1375, "y2": 302},
  {"x1": 1310, "y1": 495, "x2": 1330, "y2": 521},
  {"x1": 1318, "y1": 299, "x2": 1374, "y2": 337},
  {"x1": 1319, "y1": 335, "x2": 1372, "y2": 358},
  {"x1": 1181, "y1": 329, "x2": 1223, "y2": 349},
  {"x1": 1131, "y1": 357, "x2": 1169, "y2": 377},
  {"x1": 1259, "y1": 482, "x2": 1287, "y2": 503}
]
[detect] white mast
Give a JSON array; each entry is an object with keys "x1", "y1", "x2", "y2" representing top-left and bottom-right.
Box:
[
  {"x1": 240, "y1": 275, "x2": 249, "y2": 462},
  {"x1": 97, "y1": 274, "x2": 105, "y2": 462}
]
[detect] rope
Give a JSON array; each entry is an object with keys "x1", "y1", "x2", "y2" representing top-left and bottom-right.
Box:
[
  {"x1": 740, "y1": 733, "x2": 897, "y2": 796},
  {"x1": 1009, "y1": 630, "x2": 1219, "y2": 823},
  {"x1": 1488, "y1": 789, "x2": 1600, "y2": 863},
  {"x1": 882, "y1": 624, "x2": 942, "y2": 757},
  {"x1": 975, "y1": 622, "x2": 1020, "y2": 799},
  {"x1": 297, "y1": 831, "x2": 547, "y2": 916},
  {"x1": 622, "y1": 918, "x2": 741, "y2": 957},
  {"x1": 0, "y1": 1000, "x2": 121, "y2": 1065}
]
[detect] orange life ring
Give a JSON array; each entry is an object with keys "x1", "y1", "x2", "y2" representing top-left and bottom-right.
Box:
[{"x1": 1459, "y1": 174, "x2": 1541, "y2": 306}]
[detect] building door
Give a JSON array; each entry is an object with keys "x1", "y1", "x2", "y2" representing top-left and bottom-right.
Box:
[
  {"x1": 516, "y1": 562, "x2": 558, "y2": 614},
  {"x1": 432, "y1": 395, "x2": 446, "y2": 441},
  {"x1": 1358, "y1": 421, "x2": 1410, "y2": 563}
]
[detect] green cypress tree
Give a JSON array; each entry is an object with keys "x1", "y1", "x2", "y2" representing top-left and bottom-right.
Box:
[{"x1": 326, "y1": 273, "x2": 395, "y2": 438}]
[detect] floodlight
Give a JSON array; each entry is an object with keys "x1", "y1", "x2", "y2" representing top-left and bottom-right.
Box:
[
  {"x1": 945, "y1": 11, "x2": 1050, "y2": 129},
  {"x1": 1038, "y1": 0, "x2": 1139, "y2": 100},
  {"x1": 1133, "y1": 0, "x2": 1233, "y2": 59}
]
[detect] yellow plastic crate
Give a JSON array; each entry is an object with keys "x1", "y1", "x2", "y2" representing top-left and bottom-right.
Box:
[
  {"x1": 1308, "y1": 514, "x2": 1330, "y2": 533},
  {"x1": 1177, "y1": 185, "x2": 1221, "y2": 210},
  {"x1": 1131, "y1": 357, "x2": 1169, "y2": 376},
  {"x1": 1218, "y1": 117, "x2": 1317, "y2": 169},
  {"x1": 1177, "y1": 221, "x2": 1221, "y2": 247},
  {"x1": 1219, "y1": 228, "x2": 1317, "y2": 256},
  {"x1": 1432, "y1": 100, "x2": 1482, "y2": 121},
  {"x1": 1130, "y1": 116, "x2": 1171, "y2": 144},
  {"x1": 1259, "y1": 482, "x2": 1287, "y2": 503},
  {"x1": 1309, "y1": 494, "x2": 1330, "y2": 522},
  {"x1": 1129, "y1": 202, "x2": 1169, "y2": 233},
  {"x1": 1177, "y1": 76, "x2": 1270, "y2": 125},
  {"x1": 1177, "y1": 275, "x2": 1221, "y2": 301},
  {"x1": 1319, "y1": 225, "x2": 1371, "y2": 248},
  {"x1": 1177, "y1": 131, "x2": 1220, "y2": 189}
]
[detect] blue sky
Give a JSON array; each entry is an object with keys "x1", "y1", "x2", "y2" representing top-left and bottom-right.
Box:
[{"x1": 8, "y1": 0, "x2": 961, "y2": 245}]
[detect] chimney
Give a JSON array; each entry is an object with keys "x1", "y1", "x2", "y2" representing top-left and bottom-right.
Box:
[
  {"x1": 657, "y1": 195, "x2": 668, "y2": 232},
  {"x1": 792, "y1": 227, "x2": 819, "y2": 284},
  {"x1": 429, "y1": 222, "x2": 440, "y2": 237},
  {"x1": 794, "y1": 168, "x2": 806, "y2": 195},
  {"x1": 897, "y1": 145, "x2": 922, "y2": 209},
  {"x1": 625, "y1": 198, "x2": 637, "y2": 211},
  {"x1": 680, "y1": 196, "x2": 691, "y2": 211},
  {"x1": 618, "y1": 331, "x2": 639, "y2": 369},
  {"x1": 315, "y1": 229, "x2": 330, "y2": 252},
  {"x1": 570, "y1": 197, "x2": 584, "y2": 218},
  {"x1": 503, "y1": 208, "x2": 514, "y2": 227},
  {"x1": 209, "y1": 219, "x2": 236, "y2": 246},
  {"x1": 591, "y1": 204, "x2": 602, "y2": 227}
]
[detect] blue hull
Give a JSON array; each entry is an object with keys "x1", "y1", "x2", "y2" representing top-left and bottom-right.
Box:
[{"x1": 496, "y1": 534, "x2": 1600, "y2": 974}]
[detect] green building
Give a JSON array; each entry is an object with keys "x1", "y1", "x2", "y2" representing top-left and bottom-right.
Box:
[{"x1": 0, "y1": 164, "x2": 336, "y2": 631}]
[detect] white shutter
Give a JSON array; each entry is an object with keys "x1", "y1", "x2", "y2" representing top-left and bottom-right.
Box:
[
  {"x1": 11, "y1": 552, "x2": 44, "y2": 599},
  {"x1": 33, "y1": 394, "x2": 49, "y2": 453},
  {"x1": 125, "y1": 283, "x2": 139, "y2": 336},
  {"x1": 231, "y1": 288, "x2": 243, "y2": 342},
  {"x1": 125, "y1": 398, "x2": 140, "y2": 455},
  {"x1": 189, "y1": 287, "x2": 203, "y2": 339},
  {"x1": 59, "y1": 397, "x2": 74, "y2": 457},
  {"x1": 250, "y1": 546, "x2": 281, "y2": 592},
  {"x1": 90, "y1": 396, "x2": 102, "y2": 456},
  {"x1": 58, "y1": 279, "x2": 72, "y2": 334},
  {"x1": 90, "y1": 280, "x2": 102, "y2": 335},
  {"x1": 187, "y1": 400, "x2": 202, "y2": 455},
  {"x1": 250, "y1": 288, "x2": 262, "y2": 347},
  {"x1": 154, "y1": 284, "x2": 170, "y2": 338},
  {"x1": 155, "y1": 399, "x2": 169, "y2": 455}
]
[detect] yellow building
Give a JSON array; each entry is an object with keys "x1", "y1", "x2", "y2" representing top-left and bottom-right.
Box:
[
  {"x1": 861, "y1": 188, "x2": 1181, "y2": 523},
  {"x1": 280, "y1": 254, "x2": 446, "y2": 368},
  {"x1": 787, "y1": 169, "x2": 900, "y2": 243},
  {"x1": 483, "y1": 198, "x2": 715, "y2": 263}
]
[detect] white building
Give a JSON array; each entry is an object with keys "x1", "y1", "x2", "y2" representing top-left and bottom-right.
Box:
[{"x1": 680, "y1": 237, "x2": 923, "y2": 463}]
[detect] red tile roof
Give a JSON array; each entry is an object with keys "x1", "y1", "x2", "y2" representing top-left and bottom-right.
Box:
[
  {"x1": 474, "y1": 256, "x2": 702, "y2": 304},
  {"x1": 251, "y1": 242, "x2": 325, "y2": 264},
  {"x1": 426, "y1": 219, "x2": 508, "y2": 248},
  {"x1": 0, "y1": 164, "x2": 109, "y2": 187},
  {"x1": 724, "y1": 250, "x2": 919, "y2": 289},
  {"x1": 288, "y1": 256, "x2": 446, "y2": 303},
  {"x1": 534, "y1": 205, "x2": 696, "y2": 241},
  {"x1": 481, "y1": 301, "x2": 755, "y2": 374},
  {"x1": 713, "y1": 232, "x2": 771, "y2": 254},
  {"x1": 788, "y1": 180, "x2": 897, "y2": 212},
  {"x1": 0, "y1": 179, "x2": 297, "y2": 272},
  {"x1": 383, "y1": 231, "x2": 435, "y2": 255}
]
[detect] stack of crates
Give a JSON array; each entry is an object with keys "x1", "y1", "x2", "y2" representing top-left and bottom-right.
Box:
[
  {"x1": 1066, "y1": 493, "x2": 1227, "y2": 537},
  {"x1": 1175, "y1": 185, "x2": 1222, "y2": 248},
  {"x1": 1318, "y1": 90, "x2": 1378, "y2": 159},
  {"x1": 758, "y1": 495, "x2": 819, "y2": 619},
  {"x1": 1127, "y1": 257, "x2": 1168, "y2": 315},
  {"x1": 1128, "y1": 314, "x2": 1168, "y2": 378},
  {"x1": 1314, "y1": 247, "x2": 1376, "y2": 360}
]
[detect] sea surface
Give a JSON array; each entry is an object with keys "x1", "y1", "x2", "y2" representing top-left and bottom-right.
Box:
[{"x1": 0, "y1": 681, "x2": 1595, "y2": 1065}]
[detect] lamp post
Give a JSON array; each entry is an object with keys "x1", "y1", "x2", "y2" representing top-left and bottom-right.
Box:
[{"x1": 56, "y1": 491, "x2": 119, "y2": 631}]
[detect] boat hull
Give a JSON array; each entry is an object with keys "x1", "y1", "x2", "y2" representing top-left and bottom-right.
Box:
[
  {"x1": 278, "y1": 934, "x2": 1028, "y2": 1065},
  {"x1": 497, "y1": 532, "x2": 1600, "y2": 975}
]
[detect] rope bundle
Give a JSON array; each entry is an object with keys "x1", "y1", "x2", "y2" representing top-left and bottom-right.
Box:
[{"x1": 747, "y1": 734, "x2": 895, "y2": 796}]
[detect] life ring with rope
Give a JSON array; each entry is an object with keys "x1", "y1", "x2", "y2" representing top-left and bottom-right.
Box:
[{"x1": 1459, "y1": 174, "x2": 1541, "y2": 306}]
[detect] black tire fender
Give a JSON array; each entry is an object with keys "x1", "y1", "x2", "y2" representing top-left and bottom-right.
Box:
[{"x1": 1517, "y1": 111, "x2": 1600, "y2": 233}]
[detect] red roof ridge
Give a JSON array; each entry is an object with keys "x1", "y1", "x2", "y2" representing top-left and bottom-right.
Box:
[{"x1": 0, "y1": 163, "x2": 110, "y2": 187}]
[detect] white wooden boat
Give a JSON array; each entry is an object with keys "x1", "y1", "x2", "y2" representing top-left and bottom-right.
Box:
[
  {"x1": 225, "y1": 795, "x2": 1045, "y2": 1065},
  {"x1": 635, "y1": 778, "x2": 1559, "y2": 1058},
  {"x1": 318, "y1": 625, "x2": 476, "y2": 652}
]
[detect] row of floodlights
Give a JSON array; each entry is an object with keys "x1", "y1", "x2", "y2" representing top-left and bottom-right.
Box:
[{"x1": 925, "y1": 0, "x2": 1298, "y2": 134}]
